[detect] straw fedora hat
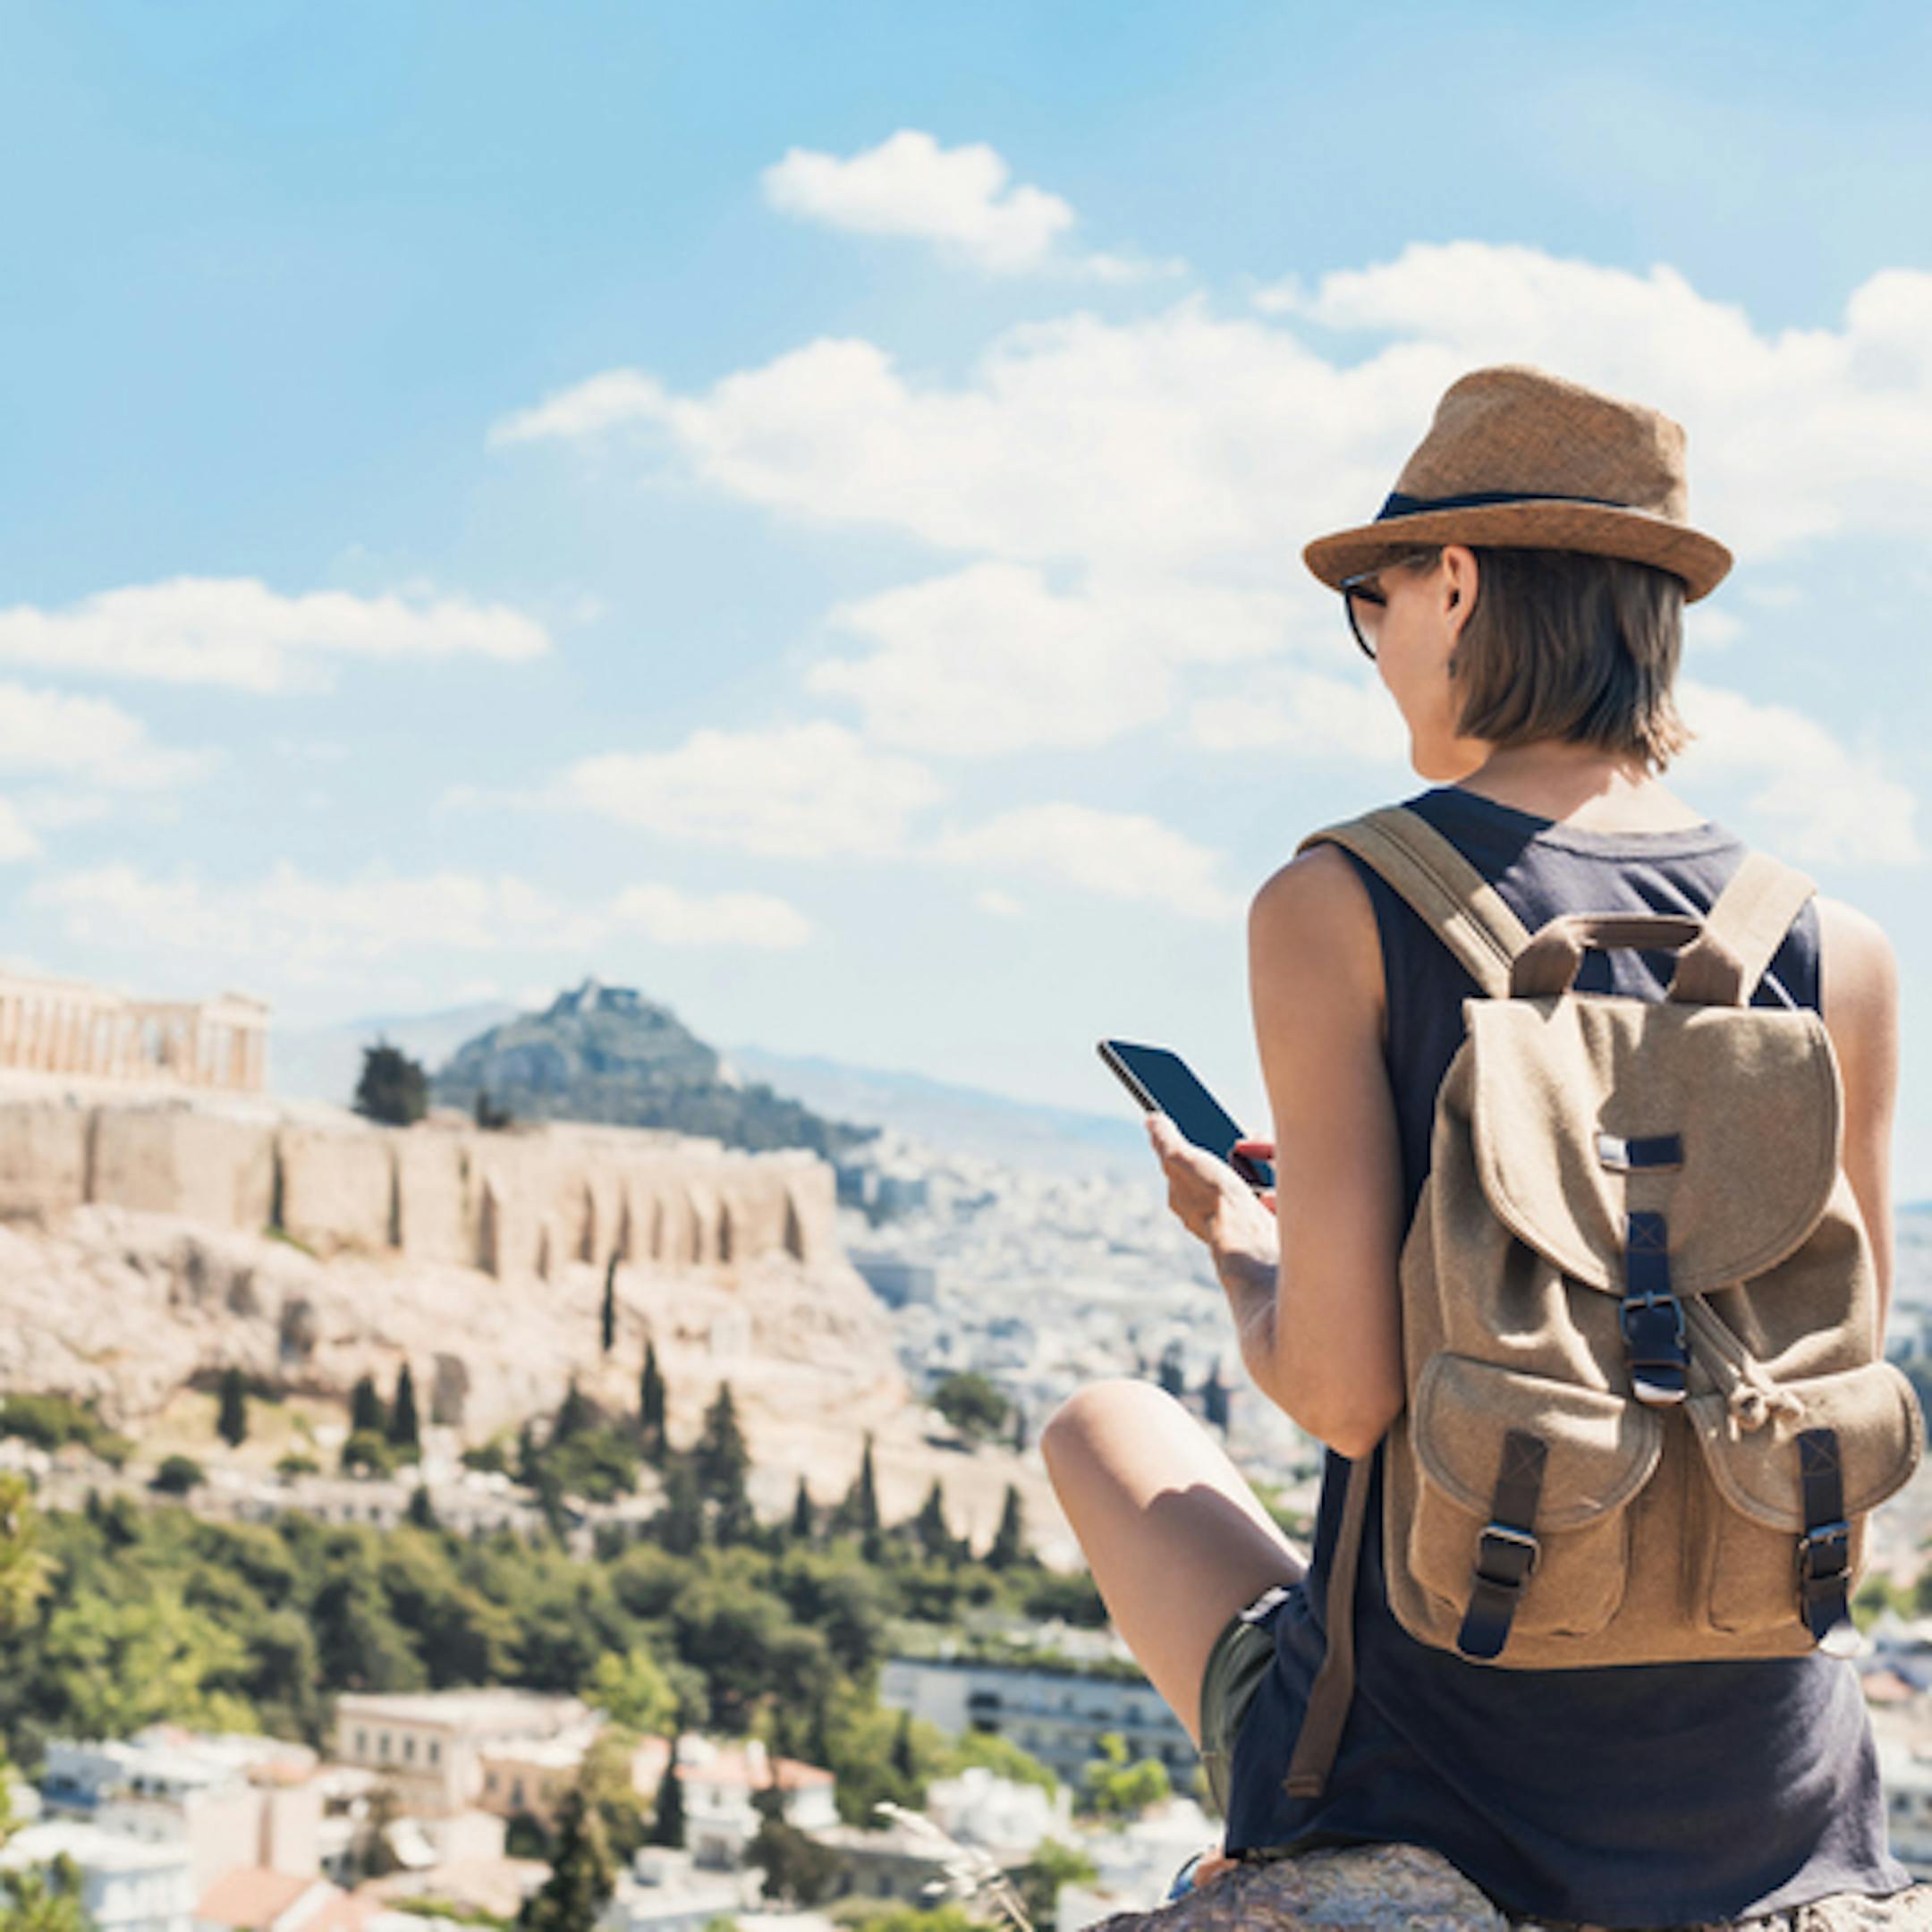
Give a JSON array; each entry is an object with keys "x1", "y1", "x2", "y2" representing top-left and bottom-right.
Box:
[{"x1": 1302, "y1": 365, "x2": 1733, "y2": 602}]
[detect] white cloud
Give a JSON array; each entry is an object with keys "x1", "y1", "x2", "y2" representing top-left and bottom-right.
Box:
[
  {"x1": 0, "y1": 800, "x2": 40, "y2": 863},
  {"x1": 28, "y1": 864, "x2": 813, "y2": 980},
  {"x1": 490, "y1": 370, "x2": 670, "y2": 448},
  {"x1": 501, "y1": 248, "x2": 1932, "y2": 576},
  {"x1": 609, "y1": 883, "x2": 810, "y2": 950},
  {"x1": 761, "y1": 129, "x2": 1170, "y2": 281},
  {"x1": 0, "y1": 682, "x2": 208, "y2": 789},
  {"x1": 1189, "y1": 668, "x2": 1411, "y2": 765},
  {"x1": 935, "y1": 802, "x2": 1243, "y2": 921},
  {"x1": 1675, "y1": 679, "x2": 1919, "y2": 868},
  {"x1": 810, "y1": 564, "x2": 1291, "y2": 755},
  {"x1": 0, "y1": 579, "x2": 551, "y2": 691},
  {"x1": 556, "y1": 721, "x2": 943, "y2": 859}
]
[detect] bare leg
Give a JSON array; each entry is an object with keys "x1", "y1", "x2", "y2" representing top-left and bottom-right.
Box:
[{"x1": 1042, "y1": 1377, "x2": 1306, "y2": 1746}]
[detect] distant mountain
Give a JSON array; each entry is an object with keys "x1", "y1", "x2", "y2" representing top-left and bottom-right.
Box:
[
  {"x1": 724, "y1": 1044, "x2": 1148, "y2": 1177},
  {"x1": 430, "y1": 979, "x2": 875, "y2": 1157},
  {"x1": 269, "y1": 1000, "x2": 521, "y2": 1106}
]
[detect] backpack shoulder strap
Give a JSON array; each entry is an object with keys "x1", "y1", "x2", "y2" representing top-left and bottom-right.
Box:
[
  {"x1": 1296, "y1": 806, "x2": 1532, "y2": 1001},
  {"x1": 1667, "y1": 851, "x2": 1818, "y2": 1006}
]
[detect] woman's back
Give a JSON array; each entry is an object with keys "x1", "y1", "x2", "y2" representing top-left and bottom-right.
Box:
[{"x1": 1222, "y1": 783, "x2": 1909, "y2": 1924}]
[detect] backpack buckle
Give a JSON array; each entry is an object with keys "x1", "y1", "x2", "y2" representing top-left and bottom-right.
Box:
[
  {"x1": 1474, "y1": 1522, "x2": 1540, "y2": 1591},
  {"x1": 1797, "y1": 1520, "x2": 1850, "y2": 1597},
  {"x1": 1619, "y1": 1293, "x2": 1690, "y2": 1406}
]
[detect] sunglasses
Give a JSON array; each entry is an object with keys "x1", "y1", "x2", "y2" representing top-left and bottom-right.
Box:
[
  {"x1": 1341, "y1": 550, "x2": 1441, "y2": 661},
  {"x1": 1341, "y1": 569, "x2": 1390, "y2": 662}
]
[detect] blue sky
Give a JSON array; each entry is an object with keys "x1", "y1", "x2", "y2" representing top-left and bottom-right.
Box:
[{"x1": 3, "y1": 3, "x2": 1930, "y2": 1196}]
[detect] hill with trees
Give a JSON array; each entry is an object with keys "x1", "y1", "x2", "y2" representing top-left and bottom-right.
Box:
[{"x1": 431, "y1": 980, "x2": 877, "y2": 1157}]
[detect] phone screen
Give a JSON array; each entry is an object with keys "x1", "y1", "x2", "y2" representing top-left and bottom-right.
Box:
[{"x1": 1097, "y1": 1038, "x2": 1275, "y2": 1190}]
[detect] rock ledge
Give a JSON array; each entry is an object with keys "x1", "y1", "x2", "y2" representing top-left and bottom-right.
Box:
[{"x1": 1087, "y1": 1843, "x2": 1932, "y2": 1931}]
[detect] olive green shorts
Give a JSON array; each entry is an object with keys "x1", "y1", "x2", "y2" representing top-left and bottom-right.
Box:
[{"x1": 1198, "y1": 1582, "x2": 1295, "y2": 1816}]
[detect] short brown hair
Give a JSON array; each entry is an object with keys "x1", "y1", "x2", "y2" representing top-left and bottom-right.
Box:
[{"x1": 1432, "y1": 547, "x2": 1690, "y2": 771}]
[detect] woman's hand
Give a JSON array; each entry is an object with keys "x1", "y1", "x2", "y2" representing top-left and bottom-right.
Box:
[{"x1": 1145, "y1": 1114, "x2": 1280, "y2": 1287}]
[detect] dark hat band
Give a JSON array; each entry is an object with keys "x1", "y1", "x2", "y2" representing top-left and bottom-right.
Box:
[{"x1": 1377, "y1": 487, "x2": 1626, "y2": 521}]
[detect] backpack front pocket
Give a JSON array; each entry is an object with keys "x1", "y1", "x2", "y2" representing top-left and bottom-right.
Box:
[
  {"x1": 1407, "y1": 1353, "x2": 1664, "y2": 1646},
  {"x1": 1685, "y1": 1358, "x2": 1923, "y2": 1638}
]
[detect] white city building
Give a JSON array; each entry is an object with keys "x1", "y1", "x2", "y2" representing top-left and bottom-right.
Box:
[{"x1": 0, "y1": 1819, "x2": 194, "y2": 1932}]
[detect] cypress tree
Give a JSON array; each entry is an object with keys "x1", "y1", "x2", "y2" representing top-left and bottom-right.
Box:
[
  {"x1": 519, "y1": 1787, "x2": 615, "y2": 1931},
  {"x1": 988, "y1": 1483, "x2": 1027, "y2": 1570},
  {"x1": 789, "y1": 1475, "x2": 814, "y2": 1545},
  {"x1": 1201, "y1": 1362, "x2": 1231, "y2": 1431},
  {"x1": 388, "y1": 1364, "x2": 421, "y2": 1453},
  {"x1": 649, "y1": 1758, "x2": 685, "y2": 1848},
  {"x1": 600, "y1": 1257, "x2": 617, "y2": 1356},
  {"x1": 406, "y1": 1485, "x2": 438, "y2": 1530},
  {"x1": 657, "y1": 1460, "x2": 704, "y2": 1556},
  {"x1": 914, "y1": 1479, "x2": 952, "y2": 1561},
  {"x1": 891, "y1": 1708, "x2": 917, "y2": 1790},
  {"x1": 845, "y1": 1434, "x2": 880, "y2": 1539},
  {"x1": 350, "y1": 1373, "x2": 386, "y2": 1437},
  {"x1": 693, "y1": 1384, "x2": 750, "y2": 1502},
  {"x1": 216, "y1": 1368, "x2": 249, "y2": 1448},
  {"x1": 553, "y1": 1379, "x2": 593, "y2": 1445},
  {"x1": 640, "y1": 1342, "x2": 666, "y2": 1465}
]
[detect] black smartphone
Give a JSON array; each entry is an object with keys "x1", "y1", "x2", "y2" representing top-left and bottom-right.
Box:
[{"x1": 1097, "y1": 1038, "x2": 1275, "y2": 1191}]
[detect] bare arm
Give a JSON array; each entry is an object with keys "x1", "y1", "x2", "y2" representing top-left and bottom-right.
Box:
[
  {"x1": 1241, "y1": 844, "x2": 1407, "y2": 1458},
  {"x1": 1817, "y1": 894, "x2": 1901, "y2": 1327}
]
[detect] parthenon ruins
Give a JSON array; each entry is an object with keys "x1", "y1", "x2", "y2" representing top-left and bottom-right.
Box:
[{"x1": 0, "y1": 969, "x2": 268, "y2": 1092}]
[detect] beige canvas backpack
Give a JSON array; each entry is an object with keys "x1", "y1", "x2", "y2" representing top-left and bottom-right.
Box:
[{"x1": 1278, "y1": 806, "x2": 1923, "y2": 1800}]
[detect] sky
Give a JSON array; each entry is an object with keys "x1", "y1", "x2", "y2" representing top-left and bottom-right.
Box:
[{"x1": 3, "y1": 2, "x2": 1931, "y2": 1196}]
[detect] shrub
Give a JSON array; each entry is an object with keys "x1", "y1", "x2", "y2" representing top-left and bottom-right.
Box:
[{"x1": 152, "y1": 1455, "x2": 205, "y2": 1496}]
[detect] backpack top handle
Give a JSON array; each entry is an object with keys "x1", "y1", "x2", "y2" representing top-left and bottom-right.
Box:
[{"x1": 1510, "y1": 913, "x2": 1706, "y2": 1000}]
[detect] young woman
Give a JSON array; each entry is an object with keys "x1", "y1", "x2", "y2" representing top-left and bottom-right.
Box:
[{"x1": 1042, "y1": 367, "x2": 1916, "y2": 1924}]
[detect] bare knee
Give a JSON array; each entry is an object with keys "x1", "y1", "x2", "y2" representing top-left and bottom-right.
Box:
[{"x1": 1041, "y1": 1377, "x2": 1184, "y2": 1479}]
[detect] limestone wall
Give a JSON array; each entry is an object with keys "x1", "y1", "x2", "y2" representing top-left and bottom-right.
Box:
[{"x1": 0, "y1": 1097, "x2": 840, "y2": 1281}]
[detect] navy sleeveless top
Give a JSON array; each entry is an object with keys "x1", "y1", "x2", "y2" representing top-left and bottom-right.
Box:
[{"x1": 1224, "y1": 784, "x2": 1910, "y2": 1925}]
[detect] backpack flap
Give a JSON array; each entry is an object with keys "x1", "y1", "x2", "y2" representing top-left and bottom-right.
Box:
[
  {"x1": 1465, "y1": 996, "x2": 1843, "y2": 1298},
  {"x1": 1683, "y1": 1361, "x2": 1923, "y2": 1643}
]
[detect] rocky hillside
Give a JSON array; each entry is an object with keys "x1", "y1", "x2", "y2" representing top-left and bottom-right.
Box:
[
  {"x1": 0, "y1": 1202, "x2": 1063, "y2": 1550},
  {"x1": 432, "y1": 980, "x2": 877, "y2": 1158}
]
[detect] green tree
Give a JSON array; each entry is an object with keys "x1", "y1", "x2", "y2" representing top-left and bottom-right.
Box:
[
  {"x1": 655, "y1": 1461, "x2": 704, "y2": 1556},
  {"x1": 694, "y1": 1384, "x2": 752, "y2": 1544},
  {"x1": 1080, "y1": 1732, "x2": 1171, "y2": 1819},
  {"x1": 584, "y1": 1648, "x2": 677, "y2": 1737},
  {"x1": 0, "y1": 1860, "x2": 89, "y2": 1932},
  {"x1": 0, "y1": 1474, "x2": 55, "y2": 1634},
  {"x1": 930, "y1": 1371, "x2": 1009, "y2": 1443},
  {"x1": 839, "y1": 1434, "x2": 881, "y2": 1555},
  {"x1": 354, "y1": 1041, "x2": 428, "y2": 1128},
  {"x1": 350, "y1": 1373, "x2": 387, "y2": 1437},
  {"x1": 152, "y1": 1454, "x2": 204, "y2": 1496},
  {"x1": 912, "y1": 1480, "x2": 953, "y2": 1563},
  {"x1": 648, "y1": 1758, "x2": 686, "y2": 1848},
  {"x1": 890, "y1": 1708, "x2": 918, "y2": 1790},
  {"x1": 388, "y1": 1365, "x2": 421, "y2": 1455},
  {"x1": 747, "y1": 1814, "x2": 839, "y2": 1909},
  {"x1": 553, "y1": 1381, "x2": 595, "y2": 1446},
  {"x1": 987, "y1": 1485, "x2": 1026, "y2": 1571},
  {"x1": 216, "y1": 1368, "x2": 250, "y2": 1449},
  {"x1": 601, "y1": 1258, "x2": 618, "y2": 1356},
  {"x1": 340, "y1": 1430, "x2": 398, "y2": 1478},
  {"x1": 517, "y1": 1789, "x2": 614, "y2": 1932},
  {"x1": 576, "y1": 1726, "x2": 650, "y2": 1861},
  {"x1": 1015, "y1": 1837, "x2": 1098, "y2": 1928},
  {"x1": 40, "y1": 1589, "x2": 252, "y2": 1735},
  {"x1": 1201, "y1": 1362, "x2": 1231, "y2": 1431},
  {"x1": 405, "y1": 1486, "x2": 438, "y2": 1531},
  {"x1": 788, "y1": 1477, "x2": 814, "y2": 1546},
  {"x1": 640, "y1": 1341, "x2": 667, "y2": 1464}
]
